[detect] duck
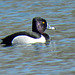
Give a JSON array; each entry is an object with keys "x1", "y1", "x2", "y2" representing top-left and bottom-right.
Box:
[{"x1": 1, "y1": 17, "x2": 55, "y2": 46}]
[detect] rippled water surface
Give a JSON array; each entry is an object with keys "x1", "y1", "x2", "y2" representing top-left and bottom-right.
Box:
[{"x1": 0, "y1": 0, "x2": 75, "y2": 75}]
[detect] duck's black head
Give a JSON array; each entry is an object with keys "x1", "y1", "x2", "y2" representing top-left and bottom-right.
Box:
[{"x1": 32, "y1": 17, "x2": 47, "y2": 34}]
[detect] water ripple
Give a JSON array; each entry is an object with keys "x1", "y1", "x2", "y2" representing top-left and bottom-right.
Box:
[{"x1": 0, "y1": 0, "x2": 75, "y2": 74}]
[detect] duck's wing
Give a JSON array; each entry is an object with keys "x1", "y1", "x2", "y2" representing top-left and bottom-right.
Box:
[{"x1": 1, "y1": 31, "x2": 41, "y2": 46}]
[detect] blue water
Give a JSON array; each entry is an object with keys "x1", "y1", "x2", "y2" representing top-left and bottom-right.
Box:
[{"x1": 0, "y1": 0, "x2": 75, "y2": 75}]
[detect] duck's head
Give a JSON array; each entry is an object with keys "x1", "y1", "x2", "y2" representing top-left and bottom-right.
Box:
[{"x1": 32, "y1": 17, "x2": 55, "y2": 34}]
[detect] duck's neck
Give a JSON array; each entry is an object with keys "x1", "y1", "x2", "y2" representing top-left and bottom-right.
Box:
[{"x1": 32, "y1": 31, "x2": 41, "y2": 35}]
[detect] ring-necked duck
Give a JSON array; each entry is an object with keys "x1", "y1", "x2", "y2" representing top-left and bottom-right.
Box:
[{"x1": 1, "y1": 17, "x2": 55, "y2": 46}]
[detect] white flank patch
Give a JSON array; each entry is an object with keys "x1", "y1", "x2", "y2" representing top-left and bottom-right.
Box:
[{"x1": 12, "y1": 35, "x2": 46, "y2": 44}]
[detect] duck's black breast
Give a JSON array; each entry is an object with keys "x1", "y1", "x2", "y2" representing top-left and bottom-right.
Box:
[
  {"x1": 1, "y1": 31, "x2": 41, "y2": 46},
  {"x1": 42, "y1": 33, "x2": 50, "y2": 41}
]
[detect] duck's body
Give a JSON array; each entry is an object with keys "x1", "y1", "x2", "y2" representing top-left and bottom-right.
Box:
[
  {"x1": 1, "y1": 31, "x2": 49, "y2": 46},
  {"x1": 1, "y1": 17, "x2": 55, "y2": 46}
]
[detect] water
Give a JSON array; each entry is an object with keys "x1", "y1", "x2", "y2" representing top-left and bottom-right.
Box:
[{"x1": 0, "y1": 0, "x2": 75, "y2": 75}]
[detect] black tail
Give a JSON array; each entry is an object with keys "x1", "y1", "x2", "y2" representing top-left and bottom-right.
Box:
[{"x1": 0, "y1": 38, "x2": 12, "y2": 46}]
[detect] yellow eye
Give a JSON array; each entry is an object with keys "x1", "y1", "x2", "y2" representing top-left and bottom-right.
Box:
[{"x1": 42, "y1": 22, "x2": 45, "y2": 24}]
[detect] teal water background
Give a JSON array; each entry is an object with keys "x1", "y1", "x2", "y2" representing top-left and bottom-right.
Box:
[{"x1": 0, "y1": 0, "x2": 75, "y2": 75}]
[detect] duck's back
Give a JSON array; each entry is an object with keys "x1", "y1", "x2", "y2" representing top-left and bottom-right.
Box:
[{"x1": 1, "y1": 31, "x2": 41, "y2": 46}]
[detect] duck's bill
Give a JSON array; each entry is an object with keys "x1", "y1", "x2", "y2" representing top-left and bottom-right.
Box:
[{"x1": 47, "y1": 24, "x2": 56, "y2": 30}]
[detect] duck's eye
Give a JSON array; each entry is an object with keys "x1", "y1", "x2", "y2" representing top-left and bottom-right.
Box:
[{"x1": 42, "y1": 22, "x2": 45, "y2": 24}]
